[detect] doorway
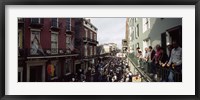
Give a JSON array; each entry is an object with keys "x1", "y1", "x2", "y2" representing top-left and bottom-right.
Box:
[
  {"x1": 75, "y1": 64, "x2": 81, "y2": 73},
  {"x1": 30, "y1": 66, "x2": 42, "y2": 82},
  {"x1": 167, "y1": 25, "x2": 182, "y2": 47}
]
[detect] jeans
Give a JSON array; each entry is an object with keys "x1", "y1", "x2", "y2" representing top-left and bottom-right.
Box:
[
  {"x1": 168, "y1": 64, "x2": 182, "y2": 82},
  {"x1": 168, "y1": 70, "x2": 174, "y2": 82}
]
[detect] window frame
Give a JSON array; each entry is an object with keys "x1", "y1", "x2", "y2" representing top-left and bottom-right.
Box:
[{"x1": 51, "y1": 32, "x2": 58, "y2": 54}]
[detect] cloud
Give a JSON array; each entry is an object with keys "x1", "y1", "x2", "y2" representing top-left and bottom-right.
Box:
[{"x1": 89, "y1": 18, "x2": 126, "y2": 49}]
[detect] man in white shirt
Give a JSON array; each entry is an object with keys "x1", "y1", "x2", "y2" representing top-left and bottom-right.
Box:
[{"x1": 167, "y1": 41, "x2": 182, "y2": 82}]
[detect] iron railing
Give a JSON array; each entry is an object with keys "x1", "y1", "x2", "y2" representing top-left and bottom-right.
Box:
[
  {"x1": 128, "y1": 53, "x2": 182, "y2": 82},
  {"x1": 19, "y1": 48, "x2": 78, "y2": 57}
]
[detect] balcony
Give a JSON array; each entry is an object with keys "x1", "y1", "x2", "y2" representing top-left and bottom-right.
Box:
[
  {"x1": 30, "y1": 18, "x2": 43, "y2": 29},
  {"x1": 83, "y1": 37, "x2": 98, "y2": 45},
  {"x1": 128, "y1": 53, "x2": 182, "y2": 82},
  {"x1": 21, "y1": 48, "x2": 78, "y2": 59},
  {"x1": 83, "y1": 55, "x2": 96, "y2": 60},
  {"x1": 90, "y1": 39, "x2": 99, "y2": 45},
  {"x1": 83, "y1": 37, "x2": 91, "y2": 43}
]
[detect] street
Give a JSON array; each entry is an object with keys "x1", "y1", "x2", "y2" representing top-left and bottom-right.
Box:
[{"x1": 68, "y1": 55, "x2": 144, "y2": 82}]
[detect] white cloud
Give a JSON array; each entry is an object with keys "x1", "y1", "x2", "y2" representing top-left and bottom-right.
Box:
[{"x1": 89, "y1": 18, "x2": 126, "y2": 49}]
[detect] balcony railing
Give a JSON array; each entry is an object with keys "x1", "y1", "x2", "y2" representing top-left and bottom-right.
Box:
[
  {"x1": 128, "y1": 53, "x2": 182, "y2": 82},
  {"x1": 90, "y1": 39, "x2": 98, "y2": 44},
  {"x1": 83, "y1": 37, "x2": 98, "y2": 44},
  {"x1": 20, "y1": 48, "x2": 78, "y2": 57},
  {"x1": 83, "y1": 37, "x2": 91, "y2": 42}
]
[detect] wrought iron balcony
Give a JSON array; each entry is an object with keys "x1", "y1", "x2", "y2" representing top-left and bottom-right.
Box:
[
  {"x1": 90, "y1": 39, "x2": 99, "y2": 44},
  {"x1": 83, "y1": 37, "x2": 91, "y2": 42},
  {"x1": 20, "y1": 48, "x2": 78, "y2": 58},
  {"x1": 83, "y1": 37, "x2": 98, "y2": 45}
]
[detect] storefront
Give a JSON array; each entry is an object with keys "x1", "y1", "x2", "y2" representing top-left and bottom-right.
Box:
[{"x1": 26, "y1": 60, "x2": 47, "y2": 82}]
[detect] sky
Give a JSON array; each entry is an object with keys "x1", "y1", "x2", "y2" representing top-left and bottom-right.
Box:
[{"x1": 88, "y1": 18, "x2": 126, "y2": 49}]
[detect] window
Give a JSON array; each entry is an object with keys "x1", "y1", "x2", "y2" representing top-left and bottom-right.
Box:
[
  {"x1": 51, "y1": 32, "x2": 58, "y2": 54},
  {"x1": 30, "y1": 31, "x2": 40, "y2": 55},
  {"x1": 135, "y1": 27, "x2": 137, "y2": 39},
  {"x1": 90, "y1": 46, "x2": 93, "y2": 56},
  {"x1": 85, "y1": 29, "x2": 88, "y2": 38},
  {"x1": 66, "y1": 35, "x2": 71, "y2": 47},
  {"x1": 90, "y1": 31, "x2": 93, "y2": 40},
  {"x1": 142, "y1": 18, "x2": 150, "y2": 33},
  {"x1": 52, "y1": 18, "x2": 58, "y2": 27},
  {"x1": 135, "y1": 18, "x2": 138, "y2": 22},
  {"x1": 136, "y1": 24, "x2": 139, "y2": 38},
  {"x1": 137, "y1": 43, "x2": 139, "y2": 48},
  {"x1": 85, "y1": 45, "x2": 88, "y2": 56},
  {"x1": 132, "y1": 31, "x2": 134, "y2": 40},
  {"x1": 18, "y1": 30, "x2": 23, "y2": 49},
  {"x1": 94, "y1": 34, "x2": 97, "y2": 41},
  {"x1": 66, "y1": 18, "x2": 71, "y2": 31},
  {"x1": 31, "y1": 18, "x2": 40, "y2": 24},
  {"x1": 94, "y1": 46, "x2": 96, "y2": 55}
]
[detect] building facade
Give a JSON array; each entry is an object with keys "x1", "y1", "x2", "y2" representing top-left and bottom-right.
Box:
[
  {"x1": 97, "y1": 43, "x2": 117, "y2": 56},
  {"x1": 74, "y1": 18, "x2": 98, "y2": 74},
  {"x1": 127, "y1": 18, "x2": 182, "y2": 56},
  {"x1": 18, "y1": 18, "x2": 79, "y2": 82},
  {"x1": 122, "y1": 39, "x2": 128, "y2": 53}
]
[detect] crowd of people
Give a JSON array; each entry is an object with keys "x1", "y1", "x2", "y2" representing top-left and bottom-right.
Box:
[
  {"x1": 135, "y1": 41, "x2": 182, "y2": 82},
  {"x1": 69, "y1": 56, "x2": 135, "y2": 82},
  {"x1": 96, "y1": 57, "x2": 134, "y2": 82}
]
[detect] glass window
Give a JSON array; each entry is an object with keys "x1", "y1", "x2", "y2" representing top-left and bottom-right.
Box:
[
  {"x1": 85, "y1": 45, "x2": 87, "y2": 56},
  {"x1": 31, "y1": 18, "x2": 40, "y2": 24},
  {"x1": 30, "y1": 31, "x2": 40, "y2": 55},
  {"x1": 52, "y1": 18, "x2": 58, "y2": 27},
  {"x1": 66, "y1": 35, "x2": 72, "y2": 51},
  {"x1": 90, "y1": 46, "x2": 93, "y2": 56},
  {"x1": 137, "y1": 24, "x2": 139, "y2": 37},
  {"x1": 90, "y1": 32, "x2": 93, "y2": 40},
  {"x1": 18, "y1": 30, "x2": 23, "y2": 49},
  {"x1": 94, "y1": 46, "x2": 96, "y2": 55},
  {"x1": 142, "y1": 18, "x2": 150, "y2": 33},
  {"x1": 51, "y1": 33, "x2": 58, "y2": 54},
  {"x1": 85, "y1": 29, "x2": 88, "y2": 38},
  {"x1": 66, "y1": 18, "x2": 71, "y2": 31},
  {"x1": 94, "y1": 34, "x2": 97, "y2": 40}
]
